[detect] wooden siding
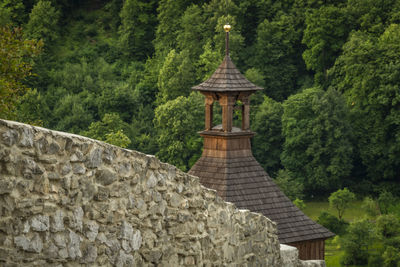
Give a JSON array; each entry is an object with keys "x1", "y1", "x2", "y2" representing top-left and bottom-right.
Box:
[
  {"x1": 287, "y1": 239, "x2": 325, "y2": 260},
  {"x1": 200, "y1": 133, "x2": 253, "y2": 158}
]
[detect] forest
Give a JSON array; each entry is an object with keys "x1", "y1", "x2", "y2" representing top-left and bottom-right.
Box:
[{"x1": 1, "y1": 0, "x2": 400, "y2": 201}]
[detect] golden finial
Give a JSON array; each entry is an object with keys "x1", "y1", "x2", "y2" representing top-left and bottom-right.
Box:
[
  {"x1": 224, "y1": 24, "x2": 231, "y2": 32},
  {"x1": 224, "y1": 24, "x2": 231, "y2": 56}
]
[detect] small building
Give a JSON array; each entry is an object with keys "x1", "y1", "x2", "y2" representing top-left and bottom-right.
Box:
[{"x1": 188, "y1": 24, "x2": 334, "y2": 260}]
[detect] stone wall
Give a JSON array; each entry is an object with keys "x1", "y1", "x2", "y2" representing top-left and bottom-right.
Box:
[
  {"x1": 0, "y1": 119, "x2": 281, "y2": 266},
  {"x1": 280, "y1": 245, "x2": 326, "y2": 267}
]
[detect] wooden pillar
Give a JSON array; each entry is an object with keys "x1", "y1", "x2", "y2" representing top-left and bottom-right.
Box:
[
  {"x1": 205, "y1": 95, "x2": 214, "y2": 131},
  {"x1": 220, "y1": 94, "x2": 235, "y2": 132},
  {"x1": 241, "y1": 95, "x2": 250, "y2": 131}
]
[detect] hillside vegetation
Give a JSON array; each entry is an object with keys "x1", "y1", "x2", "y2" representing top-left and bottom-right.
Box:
[{"x1": 1, "y1": 0, "x2": 399, "y2": 199}]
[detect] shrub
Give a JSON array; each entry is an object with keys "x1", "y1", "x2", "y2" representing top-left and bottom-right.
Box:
[
  {"x1": 293, "y1": 198, "x2": 306, "y2": 210},
  {"x1": 368, "y1": 254, "x2": 384, "y2": 267},
  {"x1": 340, "y1": 219, "x2": 375, "y2": 266},
  {"x1": 317, "y1": 211, "x2": 349, "y2": 236},
  {"x1": 384, "y1": 236, "x2": 400, "y2": 249},
  {"x1": 382, "y1": 246, "x2": 400, "y2": 267},
  {"x1": 376, "y1": 214, "x2": 400, "y2": 239},
  {"x1": 362, "y1": 196, "x2": 380, "y2": 218},
  {"x1": 378, "y1": 191, "x2": 396, "y2": 215}
]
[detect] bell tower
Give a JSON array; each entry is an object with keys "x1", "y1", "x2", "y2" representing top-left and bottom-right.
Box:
[
  {"x1": 189, "y1": 24, "x2": 334, "y2": 260},
  {"x1": 192, "y1": 24, "x2": 261, "y2": 161}
]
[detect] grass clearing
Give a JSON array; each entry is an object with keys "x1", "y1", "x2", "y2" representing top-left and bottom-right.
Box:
[{"x1": 303, "y1": 200, "x2": 365, "y2": 222}]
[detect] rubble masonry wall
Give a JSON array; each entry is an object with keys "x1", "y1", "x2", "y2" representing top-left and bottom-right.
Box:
[{"x1": 0, "y1": 119, "x2": 281, "y2": 266}]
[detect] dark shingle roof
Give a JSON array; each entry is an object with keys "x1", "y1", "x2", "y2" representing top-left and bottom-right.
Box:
[
  {"x1": 189, "y1": 156, "x2": 334, "y2": 244},
  {"x1": 192, "y1": 56, "x2": 262, "y2": 92}
]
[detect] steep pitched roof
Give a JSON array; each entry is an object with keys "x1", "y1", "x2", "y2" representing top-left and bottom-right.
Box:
[
  {"x1": 189, "y1": 155, "x2": 334, "y2": 244},
  {"x1": 192, "y1": 56, "x2": 262, "y2": 92}
]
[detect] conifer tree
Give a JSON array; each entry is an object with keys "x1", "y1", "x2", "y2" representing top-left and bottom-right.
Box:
[{"x1": 25, "y1": 0, "x2": 60, "y2": 45}]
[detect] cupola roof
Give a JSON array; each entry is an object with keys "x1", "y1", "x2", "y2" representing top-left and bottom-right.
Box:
[{"x1": 192, "y1": 55, "x2": 262, "y2": 93}]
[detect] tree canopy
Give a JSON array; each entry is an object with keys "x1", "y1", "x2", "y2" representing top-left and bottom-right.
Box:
[
  {"x1": 329, "y1": 25, "x2": 400, "y2": 184},
  {"x1": 281, "y1": 87, "x2": 353, "y2": 194},
  {"x1": 1, "y1": 0, "x2": 399, "y2": 198},
  {"x1": 24, "y1": 0, "x2": 60, "y2": 46},
  {"x1": 154, "y1": 92, "x2": 203, "y2": 171},
  {"x1": 0, "y1": 26, "x2": 42, "y2": 119}
]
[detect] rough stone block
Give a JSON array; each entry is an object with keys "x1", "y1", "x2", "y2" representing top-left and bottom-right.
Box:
[
  {"x1": 2, "y1": 129, "x2": 18, "y2": 147},
  {"x1": 280, "y1": 244, "x2": 300, "y2": 267},
  {"x1": 0, "y1": 179, "x2": 15, "y2": 194},
  {"x1": 81, "y1": 245, "x2": 97, "y2": 264},
  {"x1": 95, "y1": 186, "x2": 110, "y2": 201},
  {"x1": 67, "y1": 230, "x2": 82, "y2": 260},
  {"x1": 86, "y1": 147, "x2": 103, "y2": 168},
  {"x1": 31, "y1": 215, "x2": 50, "y2": 232},
  {"x1": 72, "y1": 163, "x2": 86, "y2": 174},
  {"x1": 48, "y1": 142, "x2": 60, "y2": 154},
  {"x1": 51, "y1": 210, "x2": 65, "y2": 232},
  {"x1": 84, "y1": 220, "x2": 99, "y2": 241},
  {"x1": 95, "y1": 168, "x2": 116, "y2": 186},
  {"x1": 14, "y1": 233, "x2": 43, "y2": 253}
]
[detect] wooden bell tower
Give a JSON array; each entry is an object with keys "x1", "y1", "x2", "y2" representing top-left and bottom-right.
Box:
[
  {"x1": 189, "y1": 24, "x2": 334, "y2": 260},
  {"x1": 192, "y1": 24, "x2": 262, "y2": 161}
]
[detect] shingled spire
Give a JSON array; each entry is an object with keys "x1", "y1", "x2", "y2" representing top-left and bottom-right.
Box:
[{"x1": 189, "y1": 24, "x2": 333, "y2": 260}]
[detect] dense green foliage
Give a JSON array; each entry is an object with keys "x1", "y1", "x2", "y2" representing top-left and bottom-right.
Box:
[
  {"x1": 154, "y1": 92, "x2": 203, "y2": 171},
  {"x1": 1, "y1": 0, "x2": 399, "y2": 200},
  {"x1": 317, "y1": 211, "x2": 349, "y2": 236},
  {"x1": 82, "y1": 113, "x2": 131, "y2": 148},
  {"x1": 252, "y1": 96, "x2": 283, "y2": 176},
  {"x1": 282, "y1": 87, "x2": 353, "y2": 195},
  {"x1": 24, "y1": 0, "x2": 60, "y2": 46},
  {"x1": 0, "y1": 26, "x2": 42, "y2": 119},
  {"x1": 273, "y1": 169, "x2": 304, "y2": 201},
  {"x1": 330, "y1": 25, "x2": 400, "y2": 184},
  {"x1": 341, "y1": 219, "x2": 375, "y2": 265},
  {"x1": 119, "y1": 0, "x2": 157, "y2": 60}
]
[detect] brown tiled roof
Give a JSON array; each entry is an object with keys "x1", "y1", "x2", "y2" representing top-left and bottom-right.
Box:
[
  {"x1": 192, "y1": 56, "x2": 262, "y2": 92},
  {"x1": 189, "y1": 156, "x2": 334, "y2": 244}
]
